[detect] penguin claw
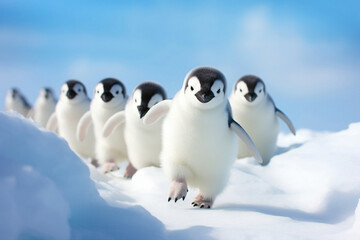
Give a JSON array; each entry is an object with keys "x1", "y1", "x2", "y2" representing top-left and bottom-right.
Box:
[
  {"x1": 168, "y1": 179, "x2": 188, "y2": 204},
  {"x1": 168, "y1": 197, "x2": 171, "y2": 202},
  {"x1": 191, "y1": 193, "x2": 213, "y2": 209}
]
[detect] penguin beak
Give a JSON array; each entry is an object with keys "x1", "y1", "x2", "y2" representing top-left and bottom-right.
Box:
[
  {"x1": 101, "y1": 92, "x2": 114, "y2": 103},
  {"x1": 66, "y1": 90, "x2": 77, "y2": 100},
  {"x1": 195, "y1": 90, "x2": 215, "y2": 103},
  {"x1": 244, "y1": 93, "x2": 257, "y2": 102},
  {"x1": 137, "y1": 105, "x2": 150, "y2": 119}
]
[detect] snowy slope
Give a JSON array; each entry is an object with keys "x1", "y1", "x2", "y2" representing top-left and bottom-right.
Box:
[{"x1": 1, "y1": 111, "x2": 360, "y2": 240}]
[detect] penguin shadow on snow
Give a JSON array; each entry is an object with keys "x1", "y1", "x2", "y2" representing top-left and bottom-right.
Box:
[
  {"x1": 275, "y1": 142, "x2": 305, "y2": 156},
  {"x1": 216, "y1": 190, "x2": 360, "y2": 224}
]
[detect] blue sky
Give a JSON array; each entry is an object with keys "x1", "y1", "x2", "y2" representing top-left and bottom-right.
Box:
[{"x1": 1, "y1": 0, "x2": 359, "y2": 131}]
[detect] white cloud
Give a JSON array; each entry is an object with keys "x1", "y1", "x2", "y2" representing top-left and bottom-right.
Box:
[{"x1": 236, "y1": 7, "x2": 360, "y2": 97}]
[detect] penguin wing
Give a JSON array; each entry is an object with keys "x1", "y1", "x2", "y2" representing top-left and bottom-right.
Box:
[
  {"x1": 143, "y1": 99, "x2": 172, "y2": 125},
  {"x1": 46, "y1": 113, "x2": 58, "y2": 132},
  {"x1": 275, "y1": 108, "x2": 296, "y2": 135},
  {"x1": 230, "y1": 120, "x2": 264, "y2": 165},
  {"x1": 77, "y1": 111, "x2": 93, "y2": 141},
  {"x1": 102, "y1": 111, "x2": 125, "y2": 138}
]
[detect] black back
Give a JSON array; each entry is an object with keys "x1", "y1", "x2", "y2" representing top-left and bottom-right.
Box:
[{"x1": 184, "y1": 67, "x2": 226, "y2": 93}]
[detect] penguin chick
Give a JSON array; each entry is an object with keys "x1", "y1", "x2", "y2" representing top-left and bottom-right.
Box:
[
  {"x1": 47, "y1": 80, "x2": 96, "y2": 160},
  {"x1": 143, "y1": 67, "x2": 262, "y2": 208},
  {"x1": 77, "y1": 78, "x2": 128, "y2": 173},
  {"x1": 29, "y1": 88, "x2": 57, "y2": 128},
  {"x1": 102, "y1": 81, "x2": 167, "y2": 178},
  {"x1": 5, "y1": 88, "x2": 31, "y2": 117},
  {"x1": 229, "y1": 75, "x2": 296, "y2": 165}
]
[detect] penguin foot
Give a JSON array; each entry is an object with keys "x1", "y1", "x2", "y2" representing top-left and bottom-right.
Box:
[
  {"x1": 91, "y1": 159, "x2": 100, "y2": 168},
  {"x1": 191, "y1": 193, "x2": 213, "y2": 209},
  {"x1": 168, "y1": 178, "x2": 188, "y2": 203},
  {"x1": 123, "y1": 163, "x2": 137, "y2": 179},
  {"x1": 102, "y1": 161, "x2": 119, "y2": 174}
]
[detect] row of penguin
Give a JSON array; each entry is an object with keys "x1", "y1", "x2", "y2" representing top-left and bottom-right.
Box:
[{"x1": 5, "y1": 66, "x2": 296, "y2": 208}]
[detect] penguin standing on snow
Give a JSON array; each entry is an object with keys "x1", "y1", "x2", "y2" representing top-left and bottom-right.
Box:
[
  {"x1": 102, "y1": 82, "x2": 167, "y2": 178},
  {"x1": 143, "y1": 67, "x2": 262, "y2": 208},
  {"x1": 77, "y1": 78, "x2": 128, "y2": 173},
  {"x1": 5, "y1": 88, "x2": 31, "y2": 117},
  {"x1": 28, "y1": 88, "x2": 57, "y2": 128},
  {"x1": 47, "y1": 80, "x2": 96, "y2": 161},
  {"x1": 229, "y1": 75, "x2": 296, "y2": 165}
]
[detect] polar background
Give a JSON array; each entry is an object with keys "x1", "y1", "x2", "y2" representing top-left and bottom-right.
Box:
[{"x1": 0, "y1": 0, "x2": 359, "y2": 131}]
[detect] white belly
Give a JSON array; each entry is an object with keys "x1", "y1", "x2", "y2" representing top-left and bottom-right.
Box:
[
  {"x1": 230, "y1": 98, "x2": 279, "y2": 162},
  {"x1": 161, "y1": 98, "x2": 237, "y2": 196}
]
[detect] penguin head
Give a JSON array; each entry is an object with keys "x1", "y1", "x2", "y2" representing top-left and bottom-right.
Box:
[
  {"x1": 7, "y1": 88, "x2": 20, "y2": 101},
  {"x1": 60, "y1": 80, "x2": 88, "y2": 104},
  {"x1": 7, "y1": 88, "x2": 31, "y2": 108},
  {"x1": 183, "y1": 67, "x2": 226, "y2": 110},
  {"x1": 233, "y1": 75, "x2": 266, "y2": 105},
  {"x1": 131, "y1": 82, "x2": 167, "y2": 119},
  {"x1": 38, "y1": 88, "x2": 56, "y2": 102},
  {"x1": 93, "y1": 78, "x2": 127, "y2": 108}
]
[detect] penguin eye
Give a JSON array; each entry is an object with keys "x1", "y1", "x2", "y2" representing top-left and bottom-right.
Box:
[
  {"x1": 78, "y1": 89, "x2": 81, "y2": 92},
  {"x1": 259, "y1": 89, "x2": 262, "y2": 93},
  {"x1": 116, "y1": 90, "x2": 119, "y2": 95},
  {"x1": 240, "y1": 89, "x2": 243, "y2": 92},
  {"x1": 97, "y1": 90, "x2": 99, "y2": 94},
  {"x1": 190, "y1": 86, "x2": 194, "y2": 91},
  {"x1": 217, "y1": 89, "x2": 220, "y2": 94},
  {"x1": 135, "y1": 99, "x2": 137, "y2": 103}
]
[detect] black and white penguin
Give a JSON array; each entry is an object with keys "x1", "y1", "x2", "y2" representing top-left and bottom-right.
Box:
[
  {"x1": 5, "y1": 88, "x2": 31, "y2": 117},
  {"x1": 47, "y1": 80, "x2": 96, "y2": 160},
  {"x1": 29, "y1": 88, "x2": 57, "y2": 128},
  {"x1": 143, "y1": 67, "x2": 262, "y2": 208},
  {"x1": 77, "y1": 78, "x2": 128, "y2": 173},
  {"x1": 102, "y1": 81, "x2": 167, "y2": 178},
  {"x1": 229, "y1": 75, "x2": 296, "y2": 165}
]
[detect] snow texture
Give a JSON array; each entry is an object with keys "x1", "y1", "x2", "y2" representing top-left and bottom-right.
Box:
[{"x1": 1, "y1": 111, "x2": 359, "y2": 240}]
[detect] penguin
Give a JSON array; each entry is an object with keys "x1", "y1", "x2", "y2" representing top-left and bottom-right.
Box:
[
  {"x1": 102, "y1": 81, "x2": 167, "y2": 178},
  {"x1": 77, "y1": 78, "x2": 128, "y2": 173},
  {"x1": 46, "y1": 80, "x2": 96, "y2": 160},
  {"x1": 5, "y1": 88, "x2": 31, "y2": 117},
  {"x1": 143, "y1": 67, "x2": 262, "y2": 208},
  {"x1": 28, "y1": 88, "x2": 57, "y2": 128},
  {"x1": 229, "y1": 75, "x2": 296, "y2": 165}
]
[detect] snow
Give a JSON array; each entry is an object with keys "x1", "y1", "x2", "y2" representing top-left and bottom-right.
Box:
[{"x1": 1, "y1": 111, "x2": 360, "y2": 240}]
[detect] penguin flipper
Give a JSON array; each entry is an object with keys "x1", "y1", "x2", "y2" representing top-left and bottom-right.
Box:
[
  {"x1": 230, "y1": 120, "x2": 264, "y2": 165},
  {"x1": 275, "y1": 108, "x2": 296, "y2": 135},
  {"x1": 46, "y1": 113, "x2": 58, "y2": 132},
  {"x1": 77, "y1": 111, "x2": 92, "y2": 141},
  {"x1": 102, "y1": 111, "x2": 125, "y2": 138},
  {"x1": 143, "y1": 99, "x2": 172, "y2": 125}
]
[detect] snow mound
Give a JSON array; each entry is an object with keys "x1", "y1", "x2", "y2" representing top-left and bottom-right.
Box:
[{"x1": 0, "y1": 112, "x2": 167, "y2": 240}]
